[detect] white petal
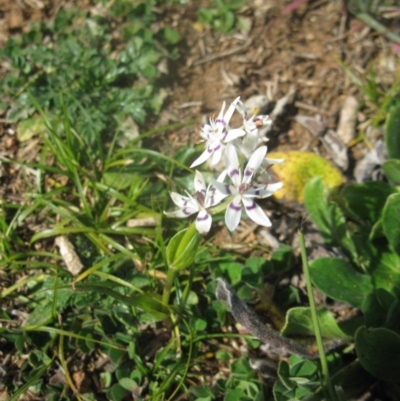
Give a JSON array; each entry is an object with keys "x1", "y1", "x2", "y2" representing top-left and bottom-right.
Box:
[
  {"x1": 210, "y1": 144, "x2": 223, "y2": 166},
  {"x1": 170, "y1": 192, "x2": 191, "y2": 207},
  {"x1": 211, "y1": 180, "x2": 236, "y2": 196},
  {"x1": 190, "y1": 147, "x2": 212, "y2": 168},
  {"x1": 242, "y1": 198, "x2": 271, "y2": 227},
  {"x1": 196, "y1": 210, "x2": 212, "y2": 234},
  {"x1": 235, "y1": 99, "x2": 247, "y2": 118},
  {"x1": 164, "y1": 207, "x2": 198, "y2": 218},
  {"x1": 205, "y1": 185, "x2": 229, "y2": 207},
  {"x1": 267, "y1": 182, "x2": 283, "y2": 192},
  {"x1": 225, "y1": 144, "x2": 241, "y2": 187},
  {"x1": 263, "y1": 157, "x2": 285, "y2": 166},
  {"x1": 225, "y1": 195, "x2": 242, "y2": 232},
  {"x1": 216, "y1": 101, "x2": 226, "y2": 122},
  {"x1": 241, "y1": 132, "x2": 259, "y2": 157},
  {"x1": 217, "y1": 169, "x2": 227, "y2": 182},
  {"x1": 243, "y1": 146, "x2": 267, "y2": 184},
  {"x1": 243, "y1": 184, "x2": 278, "y2": 198},
  {"x1": 194, "y1": 170, "x2": 206, "y2": 193},
  {"x1": 201, "y1": 124, "x2": 214, "y2": 140},
  {"x1": 223, "y1": 128, "x2": 246, "y2": 143},
  {"x1": 224, "y1": 96, "x2": 240, "y2": 123}
]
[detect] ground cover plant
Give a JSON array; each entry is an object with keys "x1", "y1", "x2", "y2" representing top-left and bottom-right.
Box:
[{"x1": 1, "y1": 0, "x2": 400, "y2": 400}]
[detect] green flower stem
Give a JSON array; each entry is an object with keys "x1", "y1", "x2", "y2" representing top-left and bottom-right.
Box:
[
  {"x1": 298, "y1": 231, "x2": 336, "y2": 401},
  {"x1": 162, "y1": 267, "x2": 178, "y2": 306}
]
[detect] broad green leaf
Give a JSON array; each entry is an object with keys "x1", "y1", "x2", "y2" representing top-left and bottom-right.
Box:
[
  {"x1": 382, "y1": 159, "x2": 400, "y2": 184},
  {"x1": 355, "y1": 327, "x2": 400, "y2": 384},
  {"x1": 281, "y1": 307, "x2": 350, "y2": 339},
  {"x1": 269, "y1": 151, "x2": 344, "y2": 203},
  {"x1": 166, "y1": 223, "x2": 201, "y2": 271},
  {"x1": 304, "y1": 178, "x2": 352, "y2": 251},
  {"x1": 382, "y1": 193, "x2": 400, "y2": 255},
  {"x1": 370, "y1": 248, "x2": 400, "y2": 294},
  {"x1": 363, "y1": 289, "x2": 395, "y2": 327},
  {"x1": 385, "y1": 104, "x2": 400, "y2": 159},
  {"x1": 341, "y1": 181, "x2": 396, "y2": 223},
  {"x1": 310, "y1": 257, "x2": 373, "y2": 308},
  {"x1": 330, "y1": 360, "x2": 373, "y2": 400}
]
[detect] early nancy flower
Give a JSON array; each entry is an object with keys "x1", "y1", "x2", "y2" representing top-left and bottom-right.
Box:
[
  {"x1": 190, "y1": 97, "x2": 246, "y2": 168},
  {"x1": 164, "y1": 170, "x2": 226, "y2": 234},
  {"x1": 212, "y1": 144, "x2": 282, "y2": 232},
  {"x1": 235, "y1": 100, "x2": 272, "y2": 158}
]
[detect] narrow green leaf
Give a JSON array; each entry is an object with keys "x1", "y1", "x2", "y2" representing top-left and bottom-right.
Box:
[
  {"x1": 8, "y1": 360, "x2": 53, "y2": 401},
  {"x1": 75, "y1": 282, "x2": 168, "y2": 319}
]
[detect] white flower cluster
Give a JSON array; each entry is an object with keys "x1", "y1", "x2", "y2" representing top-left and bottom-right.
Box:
[{"x1": 164, "y1": 97, "x2": 283, "y2": 234}]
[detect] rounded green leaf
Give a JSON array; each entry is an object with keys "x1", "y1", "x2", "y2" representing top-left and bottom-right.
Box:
[
  {"x1": 166, "y1": 223, "x2": 201, "y2": 270},
  {"x1": 382, "y1": 159, "x2": 400, "y2": 184},
  {"x1": 107, "y1": 383, "x2": 130, "y2": 401},
  {"x1": 385, "y1": 104, "x2": 400, "y2": 160},
  {"x1": 355, "y1": 327, "x2": 400, "y2": 384},
  {"x1": 281, "y1": 307, "x2": 350, "y2": 340},
  {"x1": 310, "y1": 257, "x2": 373, "y2": 308},
  {"x1": 382, "y1": 193, "x2": 400, "y2": 255},
  {"x1": 119, "y1": 377, "x2": 138, "y2": 392}
]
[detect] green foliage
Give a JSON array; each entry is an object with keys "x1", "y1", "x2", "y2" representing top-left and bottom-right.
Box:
[
  {"x1": 273, "y1": 355, "x2": 321, "y2": 401},
  {"x1": 3, "y1": 1, "x2": 400, "y2": 400},
  {"x1": 166, "y1": 223, "x2": 201, "y2": 271},
  {"x1": 281, "y1": 307, "x2": 351, "y2": 340},
  {"x1": 198, "y1": 0, "x2": 247, "y2": 33},
  {"x1": 355, "y1": 327, "x2": 400, "y2": 384},
  {"x1": 303, "y1": 163, "x2": 400, "y2": 393},
  {"x1": 0, "y1": 3, "x2": 179, "y2": 148},
  {"x1": 310, "y1": 258, "x2": 373, "y2": 308},
  {"x1": 385, "y1": 104, "x2": 400, "y2": 160}
]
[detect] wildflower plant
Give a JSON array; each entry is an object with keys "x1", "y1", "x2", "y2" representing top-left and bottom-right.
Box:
[
  {"x1": 162, "y1": 97, "x2": 342, "y2": 400},
  {"x1": 165, "y1": 96, "x2": 283, "y2": 234}
]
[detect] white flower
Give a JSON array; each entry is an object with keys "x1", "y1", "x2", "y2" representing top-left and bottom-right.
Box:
[
  {"x1": 164, "y1": 171, "x2": 226, "y2": 234},
  {"x1": 235, "y1": 100, "x2": 272, "y2": 158},
  {"x1": 212, "y1": 145, "x2": 282, "y2": 232},
  {"x1": 190, "y1": 97, "x2": 246, "y2": 168}
]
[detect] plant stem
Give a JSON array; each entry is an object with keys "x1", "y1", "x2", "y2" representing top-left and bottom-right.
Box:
[
  {"x1": 162, "y1": 268, "x2": 177, "y2": 306},
  {"x1": 298, "y1": 231, "x2": 336, "y2": 401}
]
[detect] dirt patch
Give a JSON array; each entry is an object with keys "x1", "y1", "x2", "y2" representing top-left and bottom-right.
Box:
[{"x1": 160, "y1": 1, "x2": 366, "y2": 151}]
